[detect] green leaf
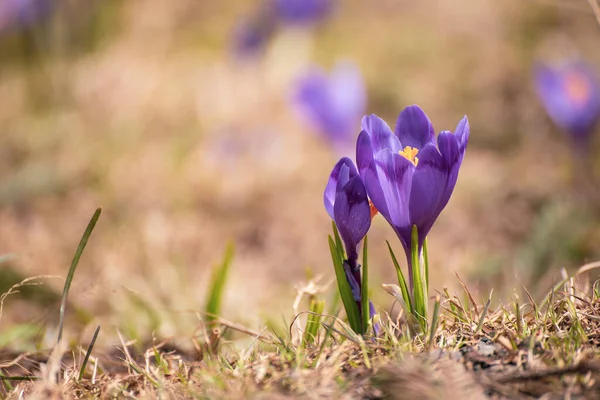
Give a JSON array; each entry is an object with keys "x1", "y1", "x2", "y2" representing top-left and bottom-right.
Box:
[
  {"x1": 78, "y1": 325, "x2": 100, "y2": 381},
  {"x1": 328, "y1": 236, "x2": 361, "y2": 334},
  {"x1": 332, "y1": 222, "x2": 345, "y2": 260},
  {"x1": 423, "y1": 237, "x2": 429, "y2": 290},
  {"x1": 386, "y1": 241, "x2": 412, "y2": 314},
  {"x1": 57, "y1": 207, "x2": 102, "y2": 345},
  {"x1": 361, "y1": 236, "x2": 369, "y2": 335},
  {"x1": 125, "y1": 288, "x2": 162, "y2": 331},
  {"x1": 205, "y1": 242, "x2": 234, "y2": 324},
  {"x1": 312, "y1": 310, "x2": 339, "y2": 368},
  {"x1": 427, "y1": 297, "x2": 440, "y2": 350},
  {"x1": 411, "y1": 225, "x2": 427, "y2": 331},
  {"x1": 303, "y1": 299, "x2": 325, "y2": 346}
]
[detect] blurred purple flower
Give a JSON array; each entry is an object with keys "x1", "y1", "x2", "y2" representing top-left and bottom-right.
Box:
[
  {"x1": 356, "y1": 105, "x2": 469, "y2": 290},
  {"x1": 0, "y1": 0, "x2": 53, "y2": 34},
  {"x1": 295, "y1": 62, "x2": 366, "y2": 149},
  {"x1": 273, "y1": 0, "x2": 333, "y2": 25},
  {"x1": 231, "y1": 8, "x2": 277, "y2": 59},
  {"x1": 534, "y1": 60, "x2": 600, "y2": 141},
  {"x1": 232, "y1": 0, "x2": 333, "y2": 59}
]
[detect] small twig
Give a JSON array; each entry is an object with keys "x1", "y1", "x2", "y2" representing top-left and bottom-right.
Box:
[{"x1": 495, "y1": 360, "x2": 600, "y2": 383}]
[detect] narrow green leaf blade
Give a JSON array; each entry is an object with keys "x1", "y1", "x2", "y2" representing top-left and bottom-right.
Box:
[
  {"x1": 423, "y1": 237, "x2": 429, "y2": 290},
  {"x1": 427, "y1": 297, "x2": 440, "y2": 350},
  {"x1": 332, "y1": 222, "x2": 345, "y2": 260},
  {"x1": 329, "y1": 236, "x2": 361, "y2": 334},
  {"x1": 411, "y1": 225, "x2": 426, "y2": 331},
  {"x1": 303, "y1": 299, "x2": 325, "y2": 346},
  {"x1": 205, "y1": 242, "x2": 235, "y2": 324},
  {"x1": 386, "y1": 241, "x2": 412, "y2": 314},
  {"x1": 361, "y1": 236, "x2": 369, "y2": 335},
  {"x1": 58, "y1": 207, "x2": 102, "y2": 345},
  {"x1": 78, "y1": 325, "x2": 100, "y2": 381}
]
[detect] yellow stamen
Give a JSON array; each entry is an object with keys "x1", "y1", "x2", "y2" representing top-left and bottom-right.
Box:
[
  {"x1": 564, "y1": 71, "x2": 591, "y2": 107},
  {"x1": 399, "y1": 146, "x2": 419, "y2": 166}
]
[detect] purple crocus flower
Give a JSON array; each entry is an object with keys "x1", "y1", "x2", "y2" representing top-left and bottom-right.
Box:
[
  {"x1": 356, "y1": 105, "x2": 469, "y2": 291},
  {"x1": 0, "y1": 0, "x2": 53, "y2": 34},
  {"x1": 273, "y1": 0, "x2": 333, "y2": 25},
  {"x1": 325, "y1": 156, "x2": 379, "y2": 332},
  {"x1": 534, "y1": 60, "x2": 600, "y2": 143},
  {"x1": 232, "y1": 14, "x2": 277, "y2": 59},
  {"x1": 294, "y1": 62, "x2": 366, "y2": 150},
  {"x1": 324, "y1": 157, "x2": 371, "y2": 276},
  {"x1": 324, "y1": 157, "x2": 371, "y2": 300}
]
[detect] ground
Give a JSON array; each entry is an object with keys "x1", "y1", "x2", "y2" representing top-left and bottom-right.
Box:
[{"x1": 1, "y1": 1, "x2": 600, "y2": 399}]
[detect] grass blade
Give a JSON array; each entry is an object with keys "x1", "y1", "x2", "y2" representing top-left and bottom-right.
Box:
[
  {"x1": 57, "y1": 207, "x2": 102, "y2": 345},
  {"x1": 313, "y1": 310, "x2": 339, "y2": 368},
  {"x1": 332, "y1": 222, "x2": 345, "y2": 260},
  {"x1": 78, "y1": 325, "x2": 100, "y2": 381},
  {"x1": 423, "y1": 238, "x2": 429, "y2": 290},
  {"x1": 386, "y1": 241, "x2": 412, "y2": 314},
  {"x1": 303, "y1": 300, "x2": 325, "y2": 346},
  {"x1": 474, "y1": 291, "x2": 493, "y2": 335},
  {"x1": 205, "y1": 242, "x2": 235, "y2": 324},
  {"x1": 411, "y1": 225, "x2": 426, "y2": 331},
  {"x1": 361, "y1": 236, "x2": 369, "y2": 335},
  {"x1": 427, "y1": 296, "x2": 441, "y2": 350},
  {"x1": 329, "y1": 236, "x2": 361, "y2": 334}
]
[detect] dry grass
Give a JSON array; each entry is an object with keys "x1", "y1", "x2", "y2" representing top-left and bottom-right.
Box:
[
  {"x1": 1, "y1": 265, "x2": 600, "y2": 399},
  {"x1": 1, "y1": 1, "x2": 600, "y2": 399}
]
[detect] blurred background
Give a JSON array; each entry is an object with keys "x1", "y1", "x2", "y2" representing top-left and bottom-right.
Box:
[{"x1": 0, "y1": 0, "x2": 600, "y2": 348}]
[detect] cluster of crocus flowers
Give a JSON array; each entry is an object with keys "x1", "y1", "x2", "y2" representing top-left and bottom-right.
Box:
[
  {"x1": 232, "y1": 0, "x2": 334, "y2": 59},
  {"x1": 294, "y1": 61, "x2": 366, "y2": 151},
  {"x1": 325, "y1": 105, "x2": 469, "y2": 333},
  {"x1": 534, "y1": 59, "x2": 600, "y2": 145}
]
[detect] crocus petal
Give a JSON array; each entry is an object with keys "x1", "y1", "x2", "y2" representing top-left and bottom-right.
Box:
[
  {"x1": 333, "y1": 175, "x2": 371, "y2": 262},
  {"x1": 365, "y1": 150, "x2": 415, "y2": 249},
  {"x1": 324, "y1": 157, "x2": 357, "y2": 219},
  {"x1": 356, "y1": 130, "x2": 374, "y2": 175},
  {"x1": 437, "y1": 130, "x2": 461, "y2": 169},
  {"x1": 407, "y1": 143, "x2": 448, "y2": 242},
  {"x1": 361, "y1": 114, "x2": 402, "y2": 154},
  {"x1": 395, "y1": 105, "x2": 436, "y2": 150},
  {"x1": 343, "y1": 261, "x2": 362, "y2": 301},
  {"x1": 356, "y1": 130, "x2": 391, "y2": 220},
  {"x1": 454, "y1": 116, "x2": 470, "y2": 155},
  {"x1": 437, "y1": 131, "x2": 464, "y2": 215},
  {"x1": 330, "y1": 62, "x2": 367, "y2": 135},
  {"x1": 369, "y1": 301, "x2": 381, "y2": 336}
]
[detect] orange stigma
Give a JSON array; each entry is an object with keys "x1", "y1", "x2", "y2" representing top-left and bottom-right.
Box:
[
  {"x1": 564, "y1": 71, "x2": 591, "y2": 107},
  {"x1": 369, "y1": 200, "x2": 378, "y2": 219},
  {"x1": 399, "y1": 146, "x2": 419, "y2": 166}
]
